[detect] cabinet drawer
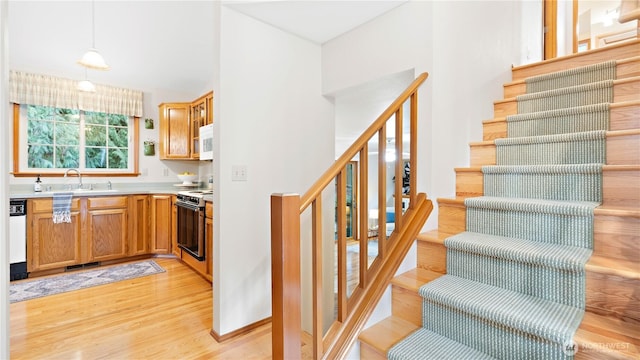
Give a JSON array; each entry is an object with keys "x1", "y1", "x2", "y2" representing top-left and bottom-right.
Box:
[
  {"x1": 31, "y1": 198, "x2": 81, "y2": 213},
  {"x1": 205, "y1": 201, "x2": 213, "y2": 219},
  {"x1": 88, "y1": 196, "x2": 128, "y2": 209}
]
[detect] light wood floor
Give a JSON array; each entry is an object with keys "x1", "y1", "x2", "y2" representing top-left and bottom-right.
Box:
[{"x1": 10, "y1": 257, "x2": 308, "y2": 360}]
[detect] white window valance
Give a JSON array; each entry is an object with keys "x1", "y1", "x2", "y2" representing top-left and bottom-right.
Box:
[{"x1": 9, "y1": 70, "x2": 144, "y2": 117}]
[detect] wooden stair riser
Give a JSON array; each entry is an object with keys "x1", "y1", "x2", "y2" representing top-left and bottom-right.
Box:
[
  {"x1": 392, "y1": 285, "x2": 423, "y2": 327},
  {"x1": 586, "y1": 271, "x2": 640, "y2": 323},
  {"x1": 416, "y1": 240, "x2": 447, "y2": 274},
  {"x1": 483, "y1": 102, "x2": 640, "y2": 141},
  {"x1": 593, "y1": 213, "x2": 640, "y2": 261},
  {"x1": 455, "y1": 167, "x2": 640, "y2": 208},
  {"x1": 511, "y1": 40, "x2": 640, "y2": 81},
  {"x1": 436, "y1": 200, "x2": 466, "y2": 235},
  {"x1": 470, "y1": 132, "x2": 640, "y2": 166},
  {"x1": 359, "y1": 341, "x2": 386, "y2": 360},
  {"x1": 494, "y1": 78, "x2": 640, "y2": 118},
  {"x1": 504, "y1": 57, "x2": 640, "y2": 98},
  {"x1": 607, "y1": 132, "x2": 640, "y2": 165},
  {"x1": 602, "y1": 168, "x2": 640, "y2": 208}
]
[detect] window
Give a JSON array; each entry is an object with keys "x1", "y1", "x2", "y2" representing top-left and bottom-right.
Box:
[{"x1": 14, "y1": 104, "x2": 139, "y2": 176}]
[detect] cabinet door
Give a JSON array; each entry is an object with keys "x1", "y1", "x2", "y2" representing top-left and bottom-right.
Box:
[
  {"x1": 159, "y1": 103, "x2": 191, "y2": 159},
  {"x1": 171, "y1": 195, "x2": 179, "y2": 256},
  {"x1": 86, "y1": 197, "x2": 128, "y2": 262},
  {"x1": 205, "y1": 92, "x2": 214, "y2": 125},
  {"x1": 150, "y1": 195, "x2": 173, "y2": 254},
  {"x1": 190, "y1": 100, "x2": 206, "y2": 159},
  {"x1": 129, "y1": 195, "x2": 149, "y2": 256},
  {"x1": 87, "y1": 208, "x2": 128, "y2": 262},
  {"x1": 29, "y1": 210, "x2": 83, "y2": 272}
]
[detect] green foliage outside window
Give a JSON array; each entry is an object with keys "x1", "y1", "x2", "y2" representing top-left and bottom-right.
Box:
[{"x1": 26, "y1": 105, "x2": 129, "y2": 170}]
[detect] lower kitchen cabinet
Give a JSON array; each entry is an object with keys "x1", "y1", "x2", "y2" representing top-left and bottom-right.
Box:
[
  {"x1": 27, "y1": 196, "x2": 130, "y2": 272},
  {"x1": 25, "y1": 193, "x2": 184, "y2": 275},
  {"x1": 28, "y1": 198, "x2": 83, "y2": 272},
  {"x1": 129, "y1": 195, "x2": 149, "y2": 256},
  {"x1": 150, "y1": 194, "x2": 175, "y2": 254},
  {"x1": 86, "y1": 196, "x2": 128, "y2": 262}
]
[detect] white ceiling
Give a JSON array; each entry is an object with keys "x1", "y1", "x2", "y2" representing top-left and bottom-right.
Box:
[
  {"x1": 224, "y1": 0, "x2": 407, "y2": 44},
  {"x1": 8, "y1": 0, "x2": 407, "y2": 95}
]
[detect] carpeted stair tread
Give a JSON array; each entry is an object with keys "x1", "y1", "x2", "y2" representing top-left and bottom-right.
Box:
[
  {"x1": 516, "y1": 80, "x2": 613, "y2": 113},
  {"x1": 524, "y1": 60, "x2": 617, "y2": 93},
  {"x1": 495, "y1": 130, "x2": 606, "y2": 165},
  {"x1": 482, "y1": 163, "x2": 603, "y2": 201},
  {"x1": 464, "y1": 196, "x2": 599, "y2": 216},
  {"x1": 445, "y1": 232, "x2": 592, "y2": 271},
  {"x1": 506, "y1": 103, "x2": 610, "y2": 137},
  {"x1": 445, "y1": 232, "x2": 591, "y2": 307},
  {"x1": 496, "y1": 129, "x2": 607, "y2": 146},
  {"x1": 464, "y1": 196, "x2": 598, "y2": 247},
  {"x1": 419, "y1": 275, "x2": 584, "y2": 345},
  {"x1": 388, "y1": 328, "x2": 497, "y2": 360}
]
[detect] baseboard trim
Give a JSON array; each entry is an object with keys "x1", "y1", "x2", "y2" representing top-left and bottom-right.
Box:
[{"x1": 210, "y1": 317, "x2": 272, "y2": 343}]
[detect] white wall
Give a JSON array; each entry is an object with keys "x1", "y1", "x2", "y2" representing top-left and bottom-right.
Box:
[
  {"x1": 214, "y1": 6, "x2": 334, "y2": 336},
  {"x1": 1, "y1": 1, "x2": 10, "y2": 356}
]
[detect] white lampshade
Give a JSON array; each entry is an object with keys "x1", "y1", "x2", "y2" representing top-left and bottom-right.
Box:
[
  {"x1": 77, "y1": 79, "x2": 96, "y2": 92},
  {"x1": 77, "y1": 48, "x2": 110, "y2": 70}
]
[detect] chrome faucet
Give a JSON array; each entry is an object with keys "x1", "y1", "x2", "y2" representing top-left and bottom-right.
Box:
[{"x1": 64, "y1": 168, "x2": 83, "y2": 190}]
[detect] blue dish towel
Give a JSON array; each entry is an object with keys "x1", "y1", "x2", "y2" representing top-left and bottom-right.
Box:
[{"x1": 52, "y1": 192, "x2": 73, "y2": 224}]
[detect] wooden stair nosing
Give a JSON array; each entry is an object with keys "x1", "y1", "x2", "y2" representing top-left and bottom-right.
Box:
[
  {"x1": 494, "y1": 76, "x2": 640, "y2": 106},
  {"x1": 358, "y1": 316, "x2": 420, "y2": 358},
  {"x1": 511, "y1": 39, "x2": 640, "y2": 81},
  {"x1": 482, "y1": 101, "x2": 640, "y2": 141},
  {"x1": 503, "y1": 56, "x2": 640, "y2": 98},
  {"x1": 587, "y1": 255, "x2": 640, "y2": 280}
]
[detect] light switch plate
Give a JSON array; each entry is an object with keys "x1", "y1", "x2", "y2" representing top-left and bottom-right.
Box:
[{"x1": 232, "y1": 165, "x2": 248, "y2": 181}]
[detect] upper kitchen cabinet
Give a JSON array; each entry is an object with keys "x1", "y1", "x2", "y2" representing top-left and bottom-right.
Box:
[
  {"x1": 159, "y1": 102, "x2": 191, "y2": 159},
  {"x1": 159, "y1": 91, "x2": 213, "y2": 160}
]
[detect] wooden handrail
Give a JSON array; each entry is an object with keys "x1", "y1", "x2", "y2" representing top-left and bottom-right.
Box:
[
  {"x1": 300, "y1": 72, "x2": 429, "y2": 212},
  {"x1": 271, "y1": 72, "x2": 431, "y2": 360}
]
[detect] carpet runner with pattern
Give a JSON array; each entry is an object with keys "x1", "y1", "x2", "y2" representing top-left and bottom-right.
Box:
[{"x1": 388, "y1": 59, "x2": 615, "y2": 359}]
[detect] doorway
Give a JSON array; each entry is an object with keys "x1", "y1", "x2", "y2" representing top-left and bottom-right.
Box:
[{"x1": 544, "y1": 0, "x2": 639, "y2": 60}]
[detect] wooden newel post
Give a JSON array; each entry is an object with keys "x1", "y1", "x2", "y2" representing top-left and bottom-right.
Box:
[{"x1": 271, "y1": 193, "x2": 301, "y2": 360}]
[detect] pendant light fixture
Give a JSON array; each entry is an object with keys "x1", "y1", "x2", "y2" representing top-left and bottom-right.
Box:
[
  {"x1": 77, "y1": 69, "x2": 96, "y2": 92},
  {"x1": 77, "y1": 0, "x2": 109, "y2": 70}
]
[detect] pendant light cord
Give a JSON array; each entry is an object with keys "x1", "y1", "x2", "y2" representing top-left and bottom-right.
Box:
[{"x1": 91, "y1": 0, "x2": 96, "y2": 48}]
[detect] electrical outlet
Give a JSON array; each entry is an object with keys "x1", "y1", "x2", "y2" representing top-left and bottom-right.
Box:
[
  {"x1": 232, "y1": 165, "x2": 247, "y2": 181},
  {"x1": 142, "y1": 168, "x2": 148, "y2": 176},
  {"x1": 163, "y1": 168, "x2": 169, "y2": 177}
]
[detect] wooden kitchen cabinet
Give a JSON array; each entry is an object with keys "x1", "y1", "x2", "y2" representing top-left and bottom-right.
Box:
[
  {"x1": 129, "y1": 195, "x2": 149, "y2": 256},
  {"x1": 86, "y1": 196, "x2": 129, "y2": 262},
  {"x1": 159, "y1": 91, "x2": 213, "y2": 160},
  {"x1": 159, "y1": 102, "x2": 191, "y2": 159},
  {"x1": 27, "y1": 198, "x2": 83, "y2": 272},
  {"x1": 189, "y1": 91, "x2": 214, "y2": 160},
  {"x1": 150, "y1": 194, "x2": 174, "y2": 254}
]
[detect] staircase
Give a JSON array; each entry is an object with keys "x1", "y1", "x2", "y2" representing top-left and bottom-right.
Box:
[{"x1": 359, "y1": 40, "x2": 640, "y2": 360}]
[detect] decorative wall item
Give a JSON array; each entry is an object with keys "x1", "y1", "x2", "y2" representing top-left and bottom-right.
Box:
[
  {"x1": 144, "y1": 140, "x2": 155, "y2": 156},
  {"x1": 144, "y1": 118, "x2": 154, "y2": 129}
]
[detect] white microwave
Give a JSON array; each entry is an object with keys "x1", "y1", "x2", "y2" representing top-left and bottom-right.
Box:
[{"x1": 199, "y1": 124, "x2": 213, "y2": 160}]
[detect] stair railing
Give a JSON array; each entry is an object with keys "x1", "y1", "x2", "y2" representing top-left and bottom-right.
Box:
[{"x1": 271, "y1": 72, "x2": 431, "y2": 359}]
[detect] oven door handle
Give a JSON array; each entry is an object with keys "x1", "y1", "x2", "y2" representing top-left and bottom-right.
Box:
[{"x1": 176, "y1": 202, "x2": 202, "y2": 212}]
